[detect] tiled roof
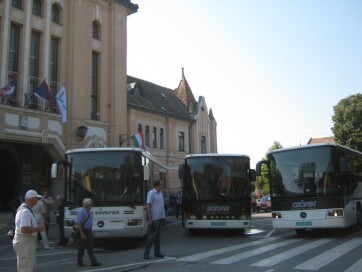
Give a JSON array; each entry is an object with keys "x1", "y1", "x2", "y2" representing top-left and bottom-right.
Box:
[
  {"x1": 127, "y1": 75, "x2": 194, "y2": 121},
  {"x1": 114, "y1": 0, "x2": 138, "y2": 14},
  {"x1": 175, "y1": 68, "x2": 196, "y2": 108},
  {"x1": 307, "y1": 136, "x2": 334, "y2": 144}
]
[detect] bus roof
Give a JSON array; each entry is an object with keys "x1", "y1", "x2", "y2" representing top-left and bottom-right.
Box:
[
  {"x1": 268, "y1": 143, "x2": 362, "y2": 156},
  {"x1": 65, "y1": 147, "x2": 177, "y2": 171},
  {"x1": 185, "y1": 153, "x2": 250, "y2": 159}
]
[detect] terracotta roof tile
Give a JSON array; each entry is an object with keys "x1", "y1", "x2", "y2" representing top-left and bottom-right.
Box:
[{"x1": 307, "y1": 136, "x2": 334, "y2": 144}]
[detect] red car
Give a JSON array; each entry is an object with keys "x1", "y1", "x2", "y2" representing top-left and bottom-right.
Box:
[{"x1": 256, "y1": 195, "x2": 271, "y2": 212}]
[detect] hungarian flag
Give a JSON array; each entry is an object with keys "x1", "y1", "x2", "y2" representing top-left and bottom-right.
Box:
[{"x1": 131, "y1": 129, "x2": 145, "y2": 150}]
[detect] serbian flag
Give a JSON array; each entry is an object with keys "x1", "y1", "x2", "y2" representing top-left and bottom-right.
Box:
[
  {"x1": 0, "y1": 75, "x2": 17, "y2": 97},
  {"x1": 34, "y1": 80, "x2": 52, "y2": 105}
]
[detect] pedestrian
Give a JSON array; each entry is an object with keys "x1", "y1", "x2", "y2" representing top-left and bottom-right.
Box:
[
  {"x1": 144, "y1": 180, "x2": 166, "y2": 259},
  {"x1": 76, "y1": 198, "x2": 101, "y2": 267},
  {"x1": 41, "y1": 191, "x2": 54, "y2": 234},
  {"x1": 9, "y1": 192, "x2": 24, "y2": 218},
  {"x1": 13, "y1": 189, "x2": 46, "y2": 272},
  {"x1": 32, "y1": 199, "x2": 54, "y2": 250},
  {"x1": 55, "y1": 194, "x2": 66, "y2": 246},
  {"x1": 176, "y1": 189, "x2": 183, "y2": 218}
]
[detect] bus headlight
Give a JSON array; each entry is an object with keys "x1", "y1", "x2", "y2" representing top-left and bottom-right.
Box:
[
  {"x1": 272, "y1": 212, "x2": 282, "y2": 219},
  {"x1": 327, "y1": 209, "x2": 344, "y2": 217},
  {"x1": 127, "y1": 219, "x2": 142, "y2": 226}
]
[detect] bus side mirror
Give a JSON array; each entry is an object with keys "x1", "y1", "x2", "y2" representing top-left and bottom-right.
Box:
[
  {"x1": 256, "y1": 161, "x2": 268, "y2": 176},
  {"x1": 249, "y1": 169, "x2": 256, "y2": 181},
  {"x1": 178, "y1": 164, "x2": 185, "y2": 179},
  {"x1": 143, "y1": 165, "x2": 150, "y2": 180},
  {"x1": 51, "y1": 163, "x2": 58, "y2": 178}
]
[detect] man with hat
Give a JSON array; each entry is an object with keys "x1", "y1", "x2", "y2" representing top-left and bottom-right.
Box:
[{"x1": 13, "y1": 189, "x2": 46, "y2": 272}]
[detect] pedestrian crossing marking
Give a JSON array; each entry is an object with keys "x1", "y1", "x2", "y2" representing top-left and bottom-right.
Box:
[
  {"x1": 344, "y1": 257, "x2": 362, "y2": 272},
  {"x1": 178, "y1": 237, "x2": 278, "y2": 262},
  {"x1": 211, "y1": 239, "x2": 300, "y2": 264},
  {"x1": 250, "y1": 238, "x2": 334, "y2": 267},
  {"x1": 294, "y1": 238, "x2": 362, "y2": 271}
]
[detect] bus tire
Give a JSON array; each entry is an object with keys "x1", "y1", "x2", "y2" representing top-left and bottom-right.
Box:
[{"x1": 355, "y1": 208, "x2": 362, "y2": 231}]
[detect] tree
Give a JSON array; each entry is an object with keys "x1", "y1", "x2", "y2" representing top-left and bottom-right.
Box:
[
  {"x1": 331, "y1": 93, "x2": 362, "y2": 151},
  {"x1": 257, "y1": 141, "x2": 283, "y2": 196}
]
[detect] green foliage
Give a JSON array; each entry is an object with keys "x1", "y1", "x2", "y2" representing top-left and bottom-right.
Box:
[
  {"x1": 259, "y1": 141, "x2": 283, "y2": 196},
  {"x1": 332, "y1": 93, "x2": 362, "y2": 151}
]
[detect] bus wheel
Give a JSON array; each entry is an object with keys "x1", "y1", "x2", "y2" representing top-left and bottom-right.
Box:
[{"x1": 295, "y1": 228, "x2": 306, "y2": 234}]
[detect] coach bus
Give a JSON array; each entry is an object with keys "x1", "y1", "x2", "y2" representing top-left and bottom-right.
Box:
[
  {"x1": 178, "y1": 154, "x2": 256, "y2": 230},
  {"x1": 51, "y1": 148, "x2": 169, "y2": 239},
  {"x1": 256, "y1": 143, "x2": 362, "y2": 233}
]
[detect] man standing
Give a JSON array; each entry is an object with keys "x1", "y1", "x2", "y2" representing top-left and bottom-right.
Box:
[
  {"x1": 32, "y1": 199, "x2": 53, "y2": 249},
  {"x1": 41, "y1": 191, "x2": 54, "y2": 234},
  {"x1": 76, "y1": 198, "x2": 101, "y2": 267},
  {"x1": 144, "y1": 180, "x2": 166, "y2": 259},
  {"x1": 13, "y1": 189, "x2": 46, "y2": 272},
  {"x1": 55, "y1": 195, "x2": 66, "y2": 246}
]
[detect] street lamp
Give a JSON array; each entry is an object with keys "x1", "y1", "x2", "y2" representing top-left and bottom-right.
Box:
[{"x1": 77, "y1": 126, "x2": 88, "y2": 141}]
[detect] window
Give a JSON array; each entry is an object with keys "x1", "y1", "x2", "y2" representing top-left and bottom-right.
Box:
[
  {"x1": 50, "y1": 38, "x2": 59, "y2": 111},
  {"x1": 12, "y1": 0, "x2": 22, "y2": 9},
  {"x1": 178, "y1": 132, "x2": 185, "y2": 152},
  {"x1": 52, "y1": 4, "x2": 60, "y2": 24},
  {"x1": 201, "y1": 136, "x2": 206, "y2": 153},
  {"x1": 32, "y1": 0, "x2": 42, "y2": 17},
  {"x1": 91, "y1": 52, "x2": 99, "y2": 120},
  {"x1": 153, "y1": 127, "x2": 157, "y2": 148},
  {"x1": 92, "y1": 21, "x2": 101, "y2": 40},
  {"x1": 8, "y1": 24, "x2": 21, "y2": 104},
  {"x1": 145, "y1": 126, "x2": 150, "y2": 147},
  {"x1": 29, "y1": 31, "x2": 41, "y2": 108},
  {"x1": 160, "y1": 128, "x2": 164, "y2": 149}
]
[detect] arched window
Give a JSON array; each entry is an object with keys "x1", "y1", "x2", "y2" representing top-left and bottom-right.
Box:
[
  {"x1": 160, "y1": 128, "x2": 164, "y2": 149},
  {"x1": 92, "y1": 21, "x2": 101, "y2": 40},
  {"x1": 153, "y1": 127, "x2": 157, "y2": 148},
  {"x1": 52, "y1": 4, "x2": 61, "y2": 24},
  {"x1": 145, "y1": 126, "x2": 150, "y2": 147},
  {"x1": 32, "y1": 0, "x2": 42, "y2": 17}
]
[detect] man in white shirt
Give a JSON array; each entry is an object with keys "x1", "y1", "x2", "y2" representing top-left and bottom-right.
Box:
[
  {"x1": 32, "y1": 199, "x2": 53, "y2": 249},
  {"x1": 13, "y1": 190, "x2": 46, "y2": 272},
  {"x1": 144, "y1": 180, "x2": 166, "y2": 259}
]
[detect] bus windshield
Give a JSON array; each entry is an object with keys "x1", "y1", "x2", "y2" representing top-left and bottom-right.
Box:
[
  {"x1": 186, "y1": 156, "x2": 250, "y2": 200},
  {"x1": 66, "y1": 151, "x2": 143, "y2": 206},
  {"x1": 268, "y1": 147, "x2": 339, "y2": 198}
]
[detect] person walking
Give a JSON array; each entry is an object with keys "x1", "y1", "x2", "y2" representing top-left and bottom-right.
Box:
[
  {"x1": 32, "y1": 199, "x2": 53, "y2": 250},
  {"x1": 41, "y1": 191, "x2": 54, "y2": 235},
  {"x1": 76, "y1": 198, "x2": 101, "y2": 267},
  {"x1": 55, "y1": 195, "x2": 66, "y2": 246},
  {"x1": 176, "y1": 189, "x2": 183, "y2": 218},
  {"x1": 13, "y1": 189, "x2": 46, "y2": 272},
  {"x1": 144, "y1": 180, "x2": 166, "y2": 259}
]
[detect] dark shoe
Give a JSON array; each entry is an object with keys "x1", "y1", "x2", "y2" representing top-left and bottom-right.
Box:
[
  {"x1": 77, "y1": 262, "x2": 85, "y2": 267},
  {"x1": 155, "y1": 254, "x2": 164, "y2": 258},
  {"x1": 144, "y1": 253, "x2": 150, "y2": 259},
  {"x1": 91, "y1": 262, "x2": 101, "y2": 266},
  {"x1": 57, "y1": 242, "x2": 62, "y2": 246}
]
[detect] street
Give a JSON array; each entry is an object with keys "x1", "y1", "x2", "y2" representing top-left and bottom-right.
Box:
[{"x1": 1, "y1": 213, "x2": 362, "y2": 272}]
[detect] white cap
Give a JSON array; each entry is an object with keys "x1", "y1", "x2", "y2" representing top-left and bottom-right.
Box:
[{"x1": 25, "y1": 190, "x2": 42, "y2": 200}]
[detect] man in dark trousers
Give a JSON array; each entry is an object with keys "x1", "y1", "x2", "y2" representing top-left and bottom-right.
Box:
[
  {"x1": 144, "y1": 180, "x2": 166, "y2": 259},
  {"x1": 55, "y1": 195, "x2": 66, "y2": 246}
]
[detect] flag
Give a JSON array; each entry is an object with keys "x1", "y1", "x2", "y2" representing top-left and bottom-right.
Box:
[
  {"x1": 34, "y1": 80, "x2": 52, "y2": 105},
  {"x1": 131, "y1": 132, "x2": 143, "y2": 148},
  {"x1": 0, "y1": 76, "x2": 17, "y2": 97},
  {"x1": 55, "y1": 85, "x2": 67, "y2": 123}
]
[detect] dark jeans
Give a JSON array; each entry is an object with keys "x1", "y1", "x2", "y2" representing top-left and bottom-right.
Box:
[
  {"x1": 144, "y1": 219, "x2": 163, "y2": 256},
  {"x1": 58, "y1": 220, "x2": 65, "y2": 245},
  {"x1": 77, "y1": 229, "x2": 97, "y2": 264}
]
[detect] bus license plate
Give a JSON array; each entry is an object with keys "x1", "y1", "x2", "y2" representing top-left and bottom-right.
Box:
[
  {"x1": 93, "y1": 231, "x2": 110, "y2": 237},
  {"x1": 211, "y1": 222, "x2": 226, "y2": 227},
  {"x1": 296, "y1": 222, "x2": 312, "y2": 227}
]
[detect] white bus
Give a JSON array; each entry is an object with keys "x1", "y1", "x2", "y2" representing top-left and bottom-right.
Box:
[
  {"x1": 51, "y1": 148, "x2": 168, "y2": 239},
  {"x1": 256, "y1": 144, "x2": 362, "y2": 233},
  {"x1": 178, "y1": 154, "x2": 256, "y2": 230}
]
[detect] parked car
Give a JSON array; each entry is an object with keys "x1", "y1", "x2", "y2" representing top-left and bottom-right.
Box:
[{"x1": 256, "y1": 195, "x2": 271, "y2": 212}]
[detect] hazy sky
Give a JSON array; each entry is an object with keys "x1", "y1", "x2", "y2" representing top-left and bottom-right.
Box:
[{"x1": 127, "y1": 0, "x2": 362, "y2": 166}]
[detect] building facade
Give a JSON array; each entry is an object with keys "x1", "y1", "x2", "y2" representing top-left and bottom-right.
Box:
[
  {"x1": 0, "y1": 0, "x2": 137, "y2": 210},
  {"x1": 0, "y1": 0, "x2": 217, "y2": 210}
]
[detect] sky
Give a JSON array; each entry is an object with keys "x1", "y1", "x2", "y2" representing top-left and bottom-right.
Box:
[{"x1": 127, "y1": 0, "x2": 362, "y2": 167}]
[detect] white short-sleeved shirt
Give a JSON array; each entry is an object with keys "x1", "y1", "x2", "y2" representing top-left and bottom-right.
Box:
[
  {"x1": 146, "y1": 188, "x2": 165, "y2": 221},
  {"x1": 15, "y1": 204, "x2": 38, "y2": 236},
  {"x1": 32, "y1": 200, "x2": 46, "y2": 224}
]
